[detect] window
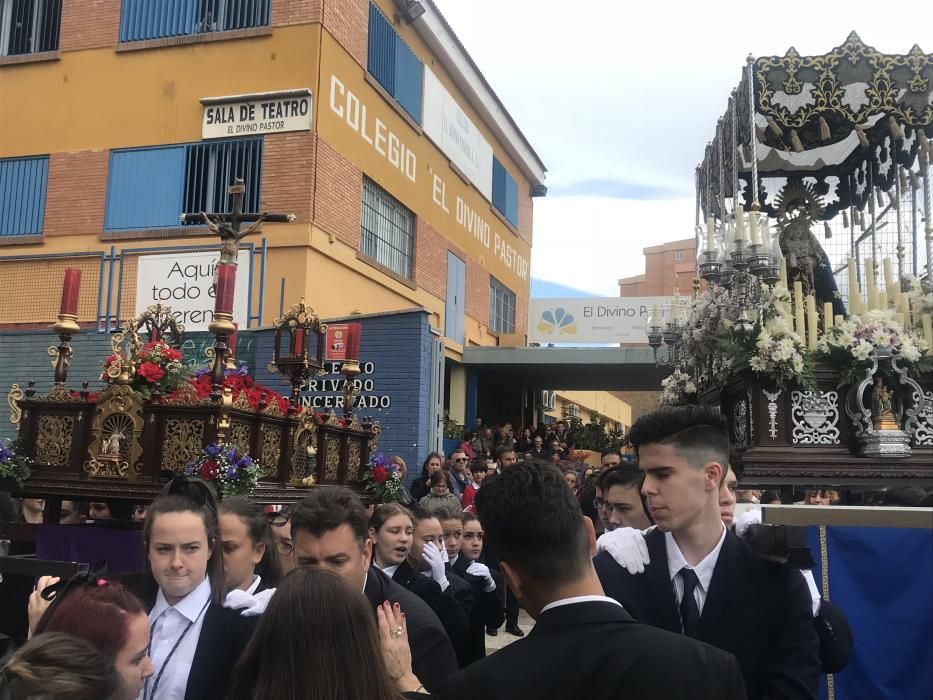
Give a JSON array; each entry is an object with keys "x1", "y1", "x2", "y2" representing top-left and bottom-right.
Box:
[
  {"x1": 119, "y1": 0, "x2": 270, "y2": 43},
  {"x1": 0, "y1": 156, "x2": 48, "y2": 236},
  {"x1": 367, "y1": 2, "x2": 423, "y2": 123},
  {"x1": 492, "y1": 157, "x2": 518, "y2": 228},
  {"x1": 105, "y1": 138, "x2": 262, "y2": 231},
  {"x1": 674, "y1": 250, "x2": 685, "y2": 261},
  {"x1": 488, "y1": 276, "x2": 516, "y2": 334},
  {"x1": 0, "y1": 0, "x2": 61, "y2": 56},
  {"x1": 360, "y1": 177, "x2": 414, "y2": 280}
]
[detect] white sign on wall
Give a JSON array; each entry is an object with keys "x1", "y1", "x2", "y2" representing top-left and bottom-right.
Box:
[
  {"x1": 201, "y1": 89, "x2": 312, "y2": 139},
  {"x1": 529, "y1": 296, "x2": 674, "y2": 345},
  {"x1": 135, "y1": 250, "x2": 250, "y2": 331},
  {"x1": 422, "y1": 68, "x2": 494, "y2": 201}
]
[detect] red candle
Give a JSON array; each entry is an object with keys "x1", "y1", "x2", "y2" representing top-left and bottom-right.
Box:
[
  {"x1": 214, "y1": 263, "x2": 237, "y2": 315},
  {"x1": 345, "y1": 322, "x2": 361, "y2": 361},
  {"x1": 59, "y1": 268, "x2": 81, "y2": 317},
  {"x1": 228, "y1": 322, "x2": 238, "y2": 355},
  {"x1": 292, "y1": 327, "x2": 304, "y2": 356}
]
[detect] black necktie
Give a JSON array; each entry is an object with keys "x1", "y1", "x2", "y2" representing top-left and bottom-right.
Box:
[{"x1": 679, "y1": 567, "x2": 700, "y2": 638}]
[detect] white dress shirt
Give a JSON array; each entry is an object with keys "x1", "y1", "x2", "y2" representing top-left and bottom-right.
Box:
[
  {"x1": 381, "y1": 564, "x2": 400, "y2": 578},
  {"x1": 142, "y1": 577, "x2": 212, "y2": 700},
  {"x1": 665, "y1": 523, "x2": 727, "y2": 616},
  {"x1": 245, "y1": 575, "x2": 262, "y2": 595},
  {"x1": 540, "y1": 595, "x2": 625, "y2": 614}
]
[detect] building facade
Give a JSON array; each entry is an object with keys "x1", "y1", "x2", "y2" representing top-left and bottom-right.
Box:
[
  {"x1": 617, "y1": 238, "x2": 695, "y2": 297},
  {"x1": 0, "y1": 0, "x2": 546, "y2": 451}
]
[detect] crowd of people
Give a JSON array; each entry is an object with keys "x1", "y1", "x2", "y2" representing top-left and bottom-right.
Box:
[{"x1": 2, "y1": 405, "x2": 931, "y2": 699}]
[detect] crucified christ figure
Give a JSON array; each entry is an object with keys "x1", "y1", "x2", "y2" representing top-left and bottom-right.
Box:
[{"x1": 201, "y1": 212, "x2": 268, "y2": 264}]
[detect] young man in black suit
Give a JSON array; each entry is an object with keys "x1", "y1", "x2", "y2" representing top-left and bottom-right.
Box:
[
  {"x1": 594, "y1": 406, "x2": 820, "y2": 700},
  {"x1": 438, "y1": 460, "x2": 747, "y2": 700},
  {"x1": 290, "y1": 487, "x2": 458, "y2": 694}
]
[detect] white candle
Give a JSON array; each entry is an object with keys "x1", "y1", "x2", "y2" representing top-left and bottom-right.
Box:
[
  {"x1": 734, "y1": 204, "x2": 746, "y2": 243},
  {"x1": 706, "y1": 217, "x2": 715, "y2": 252},
  {"x1": 748, "y1": 211, "x2": 761, "y2": 245},
  {"x1": 922, "y1": 314, "x2": 933, "y2": 349},
  {"x1": 651, "y1": 304, "x2": 660, "y2": 326},
  {"x1": 834, "y1": 314, "x2": 845, "y2": 327},
  {"x1": 847, "y1": 257, "x2": 860, "y2": 315},
  {"x1": 883, "y1": 257, "x2": 894, "y2": 292},
  {"x1": 794, "y1": 282, "x2": 805, "y2": 337},
  {"x1": 879, "y1": 290, "x2": 889, "y2": 310},
  {"x1": 823, "y1": 302, "x2": 834, "y2": 331},
  {"x1": 865, "y1": 259, "x2": 876, "y2": 296}
]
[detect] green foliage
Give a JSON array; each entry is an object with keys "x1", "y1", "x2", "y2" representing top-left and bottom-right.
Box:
[{"x1": 567, "y1": 413, "x2": 626, "y2": 454}]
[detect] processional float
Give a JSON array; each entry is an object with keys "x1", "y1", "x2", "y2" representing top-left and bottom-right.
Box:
[
  {"x1": 1, "y1": 179, "x2": 380, "y2": 512},
  {"x1": 648, "y1": 34, "x2": 932, "y2": 487}
]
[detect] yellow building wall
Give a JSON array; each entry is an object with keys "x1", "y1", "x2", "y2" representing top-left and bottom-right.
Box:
[{"x1": 547, "y1": 390, "x2": 632, "y2": 429}]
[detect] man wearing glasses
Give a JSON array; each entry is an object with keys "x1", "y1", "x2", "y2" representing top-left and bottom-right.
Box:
[{"x1": 447, "y1": 449, "x2": 471, "y2": 497}]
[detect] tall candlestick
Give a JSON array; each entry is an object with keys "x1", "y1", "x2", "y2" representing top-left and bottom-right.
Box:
[
  {"x1": 823, "y1": 302, "x2": 834, "y2": 331},
  {"x1": 847, "y1": 257, "x2": 860, "y2": 315},
  {"x1": 883, "y1": 257, "x2": 894, "y2": 292},
  {"x1": 734, "y1": 205, "x2": 746, "y2": 243},
  {"x1": 807, "y1": 309, "x2": 819, "y2": 350},
  {"x1": 922, "y1": 314, "x2": 933, "y2": 350},
  {"x1": 865, "y1": 259, "x2": 876, "y2": 301},
  {"x1": 292, "y1": 327, "x2": 304, "y2": 356},
  {"x1": 705, "y1": 217, "x2": 715, "y2": 252},
  {"x1": 214, "y1": 263, "x2": 237, "y2": 315},
  {"x1": 834, "y1": 314, "x2": 844, "y2": 327},
  {"x1": 345, "y1": 322, "x2": 362, "y2": 361},
  {"x1": 793, "y1": 282, "x2": 805, "y2": 337},
  {"x1": 59, "y1": 268, "x2": 81, "y2": 317}
]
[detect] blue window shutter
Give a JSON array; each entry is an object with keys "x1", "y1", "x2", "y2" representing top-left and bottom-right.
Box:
[
  {"x1": 0, "y1": 157, "x2": 49, "y2": 236},
  {"x1": 367, "y1": 3, "x2": 396, "y2": 95},
  {"x1": 492, "y1": 157, "x2": 507, "y2": 214},
  {"x1": 120, "y1": 0, "x2": 199, "y2": 42},
  {"x1": 105, "y1": 147, "x2": 186, "y2": 230},
  {"x1": 393, "y1": 39, "x2": 423, "y2": 123},
  {"x1": 505, "y1": 172, "x2": 519, "y2": 228}
]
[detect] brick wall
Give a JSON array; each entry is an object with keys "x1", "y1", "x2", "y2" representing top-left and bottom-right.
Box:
[
  {"x1": 414, "y1": 219, "x2": 448, "y2": 299},
  {"x1": 272, "y1": 0, "x2": 323, "y2": 26},
  {"x1": 59, "y1": 0, "x2": 120, "y2": 52},
  {"x1": 517, "y1": 190, "x2": 533, "y2": 246},
  {"x1": 322, "y1": 0, "x2": 368, "y2": 66},
  {"x1": 44, "y1": 150, "x2": 108, "y2": 237},
  {"x1": 514, "y1": 292, "x2": 527, "y2": 335},
  {"x1": 261, "y1": 133, "x2": 315, "y2": 223},
  {"x1": 313, "y1": 138, "x2": 362, "y2": 247},
  {"x1": 465, "y1": 260, "x2": 488, "y2": 325}
]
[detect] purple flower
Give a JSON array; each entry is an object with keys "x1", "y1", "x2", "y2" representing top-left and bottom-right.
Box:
[
  {"x1": 204, "y1": 444, "x2": 222, "y2": 458},
  {"x1": 226, "y1": 465, "x2": 240, "y2": 480},
  {"x1": 236, "y1": 456, "x2": 253, "y2": 469},
  {"x1": 193, "y1": 366, "x2": 212, "y2": 378},
  {"x1": 370, "y1": 453, "x2": 386, "y2": 468},
  {"x1": 224, "y1": 449, "x2": 239, "y2": 463}
]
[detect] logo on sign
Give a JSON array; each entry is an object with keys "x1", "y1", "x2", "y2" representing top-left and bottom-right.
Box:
[
  {"x1": 326, "y1": 324, "x2": 349, "y2": 361},
  {"x1": 536, "y1": 307, "x2": 577, "y2": 336}
]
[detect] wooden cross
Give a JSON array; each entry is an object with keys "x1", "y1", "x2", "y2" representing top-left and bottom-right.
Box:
[{"x1": 181, "y1": 178, "x2": 295, "y2": 263}]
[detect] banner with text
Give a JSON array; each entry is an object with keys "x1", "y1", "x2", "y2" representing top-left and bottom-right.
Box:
[
  {"x1": 529, "y1": 296, "x2": 673, "y2": 344},
  {"x1": 422, "y1": 68, "x2": 493, "y2": 201},
  {"x1": 201, "y1": 90, "x2": 312, "y2": 139},
  {"x1": 135, "y1": 250, "x2": 250, "y2": 331}
]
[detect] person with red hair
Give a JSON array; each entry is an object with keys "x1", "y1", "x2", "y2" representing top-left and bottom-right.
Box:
[{"x1": 30, "y1": 576, "x2": 154, "y2": 700}]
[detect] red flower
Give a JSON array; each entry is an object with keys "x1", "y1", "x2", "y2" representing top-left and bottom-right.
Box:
[
  {"x1": 372, "y1": 466, "x2": 389, "y2": 484},
  {"x1": 165, "y1": 347, "x2": 182, "y2": 362},
  {"x1": 199, "y1": 460, "x2": 219, "y2": 480},
  {"x1": 137, "y1": 362, "x2": 165, "y2": 383}
]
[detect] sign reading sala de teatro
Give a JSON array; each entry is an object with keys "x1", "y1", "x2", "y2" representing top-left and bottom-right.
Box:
[
  {"x1": 529, "y1": 296, "x2": 673, "y2": 345},
  {"x1": 201, "y1": 89, "x2": 312, "y2": 139}
]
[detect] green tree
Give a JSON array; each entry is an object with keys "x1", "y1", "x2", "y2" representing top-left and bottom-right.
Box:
[{"x1": 566, "y1": 412, "x2": 625, "y2": 454}]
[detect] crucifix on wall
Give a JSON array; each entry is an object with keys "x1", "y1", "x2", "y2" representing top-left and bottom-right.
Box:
[{"x1": 181, "y1": 177, "x2": 296, "y2": 263}]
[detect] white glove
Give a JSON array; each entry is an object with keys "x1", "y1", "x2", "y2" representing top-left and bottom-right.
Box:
[
  {"x1": 735, "y1": 507, "x2": 762, "y2": 537},
  {"x1": 799, "y1": 569, "x2": 821, "y2": 618},
  {"x1": 466, "y1": 560, "x2": 497, "y2": 593},
  {"x1": 223, "y1": 587, "x2": 276, "y2": 617},
  {"x1": 596, "y1": 527, "x2": 651, "y2": 574},
  {"x1": 422, "y1": 542, "x2": 450, "y2": 592}
]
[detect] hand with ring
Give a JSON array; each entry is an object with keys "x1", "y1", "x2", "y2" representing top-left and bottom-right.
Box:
[{"x1": 376, "y1": 600, "x2": 422, "y2": 693}]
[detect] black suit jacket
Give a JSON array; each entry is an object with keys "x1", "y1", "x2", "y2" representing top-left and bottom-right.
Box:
[
  {"x1": 437, "y1": 600, "x2": 746, "y2": 700},
  {"x1": 392, "y1": 561, "x2": 472, "y2": 668},
  {"x1": 364, "y1": 566, "x2": 458, "y2": 694},
  {"x1": 451, "y1": 555, "x2": 504, "y2": 665},
  {"x1": 595, "y1": 528, "x2": 820, "y2": 700},
  {"x1": 185, "y1": 603, "x2": 256, "y2": 700}
]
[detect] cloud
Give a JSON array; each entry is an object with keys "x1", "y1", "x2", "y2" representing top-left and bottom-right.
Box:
[
  {"x1": 530, "y1": 196, "x2": 696, "y2": 297},
  {"x1": 531, "y1": 278, "x2": 601, "y2": 299},
  {"x1": 548, "y1": 179, "x2": 687, "y2": 200}
]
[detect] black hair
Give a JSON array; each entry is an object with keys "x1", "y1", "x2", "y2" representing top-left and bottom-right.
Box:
[
  {"x1": 419, "y1": 452, "x2": 444, "y2": 478},
  {"x1": 407, "y1": 504, "x2": 435, "y2": 525},
  {"x1": 599, "y1": 464, "x2": 653, "y2": 525},
  {"x1": 219, "y1": 496, "x2": 280, "y2": 588},
  {"x1": 428, "y1": 470, "x2": 446, "y2": 487},
  {"x1": 290, "y1": 487, "x2": 369, "y2": 547},
  {"x1": 469, "y1": 459, "x2": 488, "y2": 474},
  {"x1": 461, "y1": 511, "x2": 479, "y2": 524},
  {"x1": 760, "y1": 490, "x2": 782, "y2": 504},
  {"x1": 728, "y1": 450, "x2": 745, "y2": 482},
  {"x1": 143, "y1": 476, "x2": 225, "y2": 604},
  {"x1": 495, "y1": 445, "x2": 516, "y2": 461},
  {"x1": 474, "y1": 460, "x2": 589, "y2": 588},
  {"x1": 601, "y1": 449, "x2": 623, "y2": 460},
  {"x1": 628, "y1": 405, "x2": 730, "y2": 471}
]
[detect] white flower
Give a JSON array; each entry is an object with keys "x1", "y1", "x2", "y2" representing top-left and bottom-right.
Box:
[
  {"x1": 899, "y1": 342, "x2": 921, "y2": 363},
  {"x1": 871, "y1": 329, "x2": 890, "y2": 347},
  {"x1": 756, "y1": 330, "x2": 773, "y2": 350},
  {"x1": 852, "y1": 339, "x2": 874, "y2": 361},
  {"x1": 749, "y1": 356, "x2": 768, "y2": 372},
  {"x1": 792, "y1": 355, "x2": 804, "y2": 373}
]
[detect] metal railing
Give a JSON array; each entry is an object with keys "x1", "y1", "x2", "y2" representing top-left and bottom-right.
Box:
[
  {"x1": 0, "y1": 0, "x2": 61, "y2": 56},
  {"x1": 119, "y1": 0, "x2": 270, "y2": 43}
]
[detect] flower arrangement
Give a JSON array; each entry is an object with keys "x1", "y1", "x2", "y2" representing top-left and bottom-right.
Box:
[
  {"x1": 185, "y1": 443, "x2": 263, "y2": 498},
  {"x1": 817, "y1": 309, "x2": 931, "y2": 385},
  {"x1": 169, "y1": 367, "x2": 291, "y2": 414},
  {"x1": 659, "y1": 368, "x2": 698, "y2": 406},
  {"x1": 0, "y1": 438, "x2": 32, "y2": 486},
  {"x1": 363, "y1": 453, "x2": 405, "y2": 504},
  {"x1": 103, "y1": 340, "x2": 190, "y2": 398}
]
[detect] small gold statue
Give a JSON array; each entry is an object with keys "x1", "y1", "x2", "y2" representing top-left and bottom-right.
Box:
[{"x1": 871, "y1": 378, "x2": 898, "y2": 430}]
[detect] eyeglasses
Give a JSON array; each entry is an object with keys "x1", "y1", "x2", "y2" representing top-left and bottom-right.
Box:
[
  {"x1": 453, "y1": 458, "x2": 468, "y2": 463},
  {"x1": 267, "y1": 511, "x2": 290, "y2": 527},
  {"x1": 274, "y1": 541, "x2": 294, "y2": 556}
]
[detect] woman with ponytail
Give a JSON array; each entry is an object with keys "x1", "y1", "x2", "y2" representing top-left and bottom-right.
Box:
[{"x1": 140, "y1": 476, "x2": 255, "y2": 700}]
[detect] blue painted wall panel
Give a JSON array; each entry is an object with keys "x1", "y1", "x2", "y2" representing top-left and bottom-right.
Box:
[
  {"x1": 105, "y1": 147, "x2": 185, "y2": 231},
  {"x1": 367, "y1": 3, "x2": 396, "y2": 95},
  {"x1": 0, "y1": 157, "x2": 48, "y2": 237}
]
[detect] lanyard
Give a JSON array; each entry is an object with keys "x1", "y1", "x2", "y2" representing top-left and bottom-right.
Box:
[{"x1": 144, "y1": 598, "x2": 211, "y2": 700}]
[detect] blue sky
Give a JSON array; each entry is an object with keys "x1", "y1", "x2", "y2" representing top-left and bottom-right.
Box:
[{"x1": 432, "y1": 0, "x2": 928, "y2": 296}]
